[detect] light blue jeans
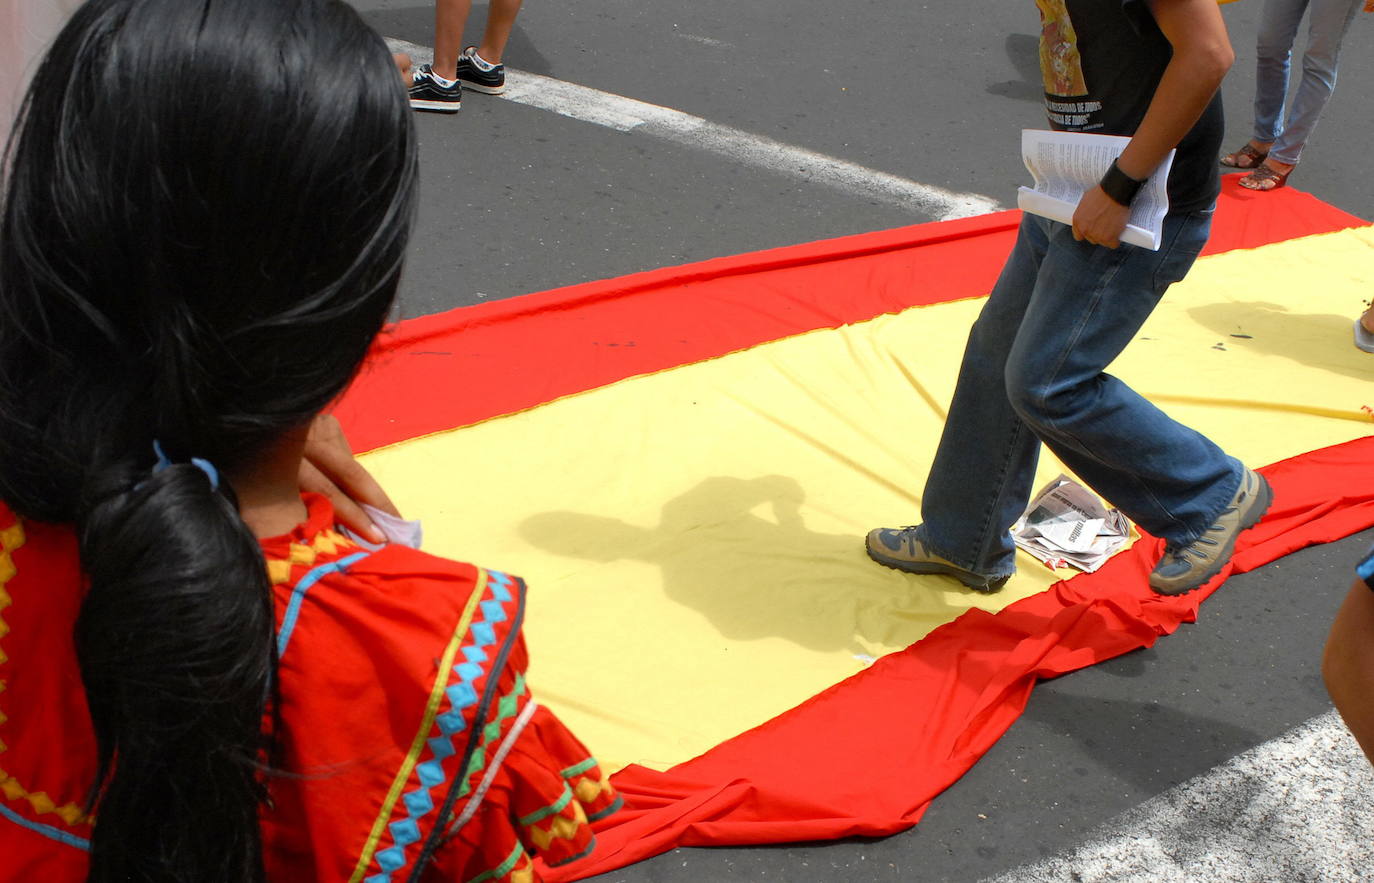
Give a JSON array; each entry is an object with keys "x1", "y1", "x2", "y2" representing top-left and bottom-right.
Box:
[
  {"x1": 916, "y1": 211, "x2": 1241, "y2": 581},
  {"x1": 1253, "y1": 0, "x2": 1363, "y2": 166}
]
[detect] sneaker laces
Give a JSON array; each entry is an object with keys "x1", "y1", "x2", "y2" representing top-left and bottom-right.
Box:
[
  {"x1": 1163, "y1": 505, "x2": 1236, "y2": 562},
  {"x1": 894, "y1": 526, "x2": 920, "y2": 554}
]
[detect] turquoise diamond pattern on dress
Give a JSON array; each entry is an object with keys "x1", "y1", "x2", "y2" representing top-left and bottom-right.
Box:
[
  {"x1": 488, "y1": 570, "x2": 514, "y2": 604},
  {"x1": 367, "y1": 570, "x2": 517, "y2": 883}
]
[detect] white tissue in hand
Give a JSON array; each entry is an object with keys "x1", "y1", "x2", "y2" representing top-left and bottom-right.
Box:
[{"x1": 343, "y1": 504, "x2": 424, "y2": 550}]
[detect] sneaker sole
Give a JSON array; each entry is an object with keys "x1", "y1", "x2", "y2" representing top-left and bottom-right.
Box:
[
  {"x1": 864, "y1": 540, "x2": 1007, "y2": 593},
  {"x1": 1150, "y1": 473, "x2": 1273, "y2": 596},
  {"x1": 457, "y1": 81, "x2": 505, "y2": 95},
  {"x1": 409, "y1": 99, "x2": 461, "y2": 113}
]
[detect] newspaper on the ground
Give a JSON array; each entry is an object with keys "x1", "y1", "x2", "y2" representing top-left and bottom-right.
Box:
[
  {"x1": 1016, "y1": 129, "x2": 1174, "y2": 251},
  {"x1": 1012, "y1": 474, "x2": 1130, "y2": 573}
]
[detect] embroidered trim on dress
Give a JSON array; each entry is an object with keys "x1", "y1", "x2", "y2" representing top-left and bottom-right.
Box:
[
  {"x1": 276, "y1": 551, "x2": 372, "y2": 657},
  {"x1": 466, "y1": 840, "x2": 527, "y2": 883},
  {"x1": 0, "y1": 518, "x2": 92, "y2": 842},
  {"x1": 449, "y1": 698, "x2": 539, "y2": 835},
  {"x1": 405, "y1": 571, "x2": 527, "y2": 881},
  {"x1": 0, "y1": 802, "x2": 90, "y2": 851},
  {"x1": 264, "y1": 528, "x2": 357, "y2": 586},
  {"x1": 348, "y1": 568, "x2": 495, "y2": 882}
]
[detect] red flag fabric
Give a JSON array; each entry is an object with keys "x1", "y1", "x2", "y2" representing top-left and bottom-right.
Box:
[
  {"x1": 337, "y1": 179, "x2": 1366, "y2": 453},
  {"x1": 331, "y1": 178, "x2": 1372, "y2": 879}
]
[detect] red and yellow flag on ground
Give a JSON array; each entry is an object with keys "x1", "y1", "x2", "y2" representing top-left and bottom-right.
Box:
[{"x1": 334, "y1": 178, "x2": 1374, "y2": 879}]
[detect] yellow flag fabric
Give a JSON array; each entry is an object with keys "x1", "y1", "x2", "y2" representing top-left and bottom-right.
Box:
[{"x1": 361, "y1": 226, "x2": 1373, "y2": 774}]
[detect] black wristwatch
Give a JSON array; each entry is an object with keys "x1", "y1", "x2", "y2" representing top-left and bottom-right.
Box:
[{"x1": 1099, "y1": 158, "x2": 1145, "y2": 206}]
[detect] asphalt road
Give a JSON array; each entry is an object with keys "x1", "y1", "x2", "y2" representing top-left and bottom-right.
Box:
[
  {"x1": 354, "y1": 0, "x2": 1373, "y2": 314},
  {"x1": 347, "y1": 1, "x2": 1374, "y2": 880}
]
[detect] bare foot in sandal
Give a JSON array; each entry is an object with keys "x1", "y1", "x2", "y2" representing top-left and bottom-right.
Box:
[
  {"x1": 1221, "y1": 140, "x2": 1272, "y2": 169},
  {"x1": 1356, "y1": 305, "x2": 1374, "y2": 354},
  {"x1": 1238, "y1": 158, "x2": 1295, "y2": 192}
]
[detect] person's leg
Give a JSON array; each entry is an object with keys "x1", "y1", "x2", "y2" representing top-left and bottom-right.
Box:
[
  {"x1": 1357, "y1": 303, "x2": 1374, "y2": 353},
  {"x1": 897, "y1": 215, "x2": 1051, "y2": 583},
  {"x1": 1323, "y1": 578, "x2": 1374, "y2": 767},
  {"x1": 1265, "y1": 0, "x2": 1363, "y2": 166},
  {"x1": 409, "y1": 0, "x2": 469, "y2": 111},
  {"x1": 453, "y1": 0, "x2": 523, "y2": 94},
  {"x1": 1002, "y1": 210, "x2": 1242, "y2": 553},
  {"x1": 432, "y1": 0, "x2": 473, "y2": 80},
  {"x1": 1250, "y1": 0, "x2": 1309, "y2": 147},
  {"x1": 475, "y1": 0, "x2": 524, "y2": 65}
]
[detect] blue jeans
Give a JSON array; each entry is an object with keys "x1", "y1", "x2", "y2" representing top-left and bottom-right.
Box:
[
  {"x1": 917, "y1": 211, "x2": 1241, "y2": 581},
  {"x1": 1253, "y1": 0, "x2": 1363, "y2": 166}
]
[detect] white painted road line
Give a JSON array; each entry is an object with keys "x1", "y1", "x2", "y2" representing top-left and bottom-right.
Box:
[
  {"x1": 982, "y1": 710, "x2": 1374, "y2": 883},
  {"x1": 386, "y1": 38, "x2": 1001, "y2": 221}
]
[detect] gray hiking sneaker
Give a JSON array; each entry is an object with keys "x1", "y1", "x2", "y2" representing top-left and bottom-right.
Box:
[
  {"x1": 865, "y1": 526, "x2": 1010, "y2": 593},
  {"x1": 1148, "y1": 467, "x2": 1273, "y2": 595}
]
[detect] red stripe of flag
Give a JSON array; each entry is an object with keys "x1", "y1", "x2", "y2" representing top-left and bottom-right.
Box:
[{"x1": 336, "y1": 178, "x2": 1365, "y2": 452}]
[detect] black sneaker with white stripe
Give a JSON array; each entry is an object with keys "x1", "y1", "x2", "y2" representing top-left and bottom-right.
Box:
[
  {"x1": 456, "y1": 46, "x2": 505, "y2": 94},
  {"x1": 409, "y1": 64, "x2": 461, "y2": 113}
]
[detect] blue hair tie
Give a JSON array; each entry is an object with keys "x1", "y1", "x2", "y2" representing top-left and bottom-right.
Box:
[
  {"x1": 151, "y1": 440, "x2": 220, "y2": 491},
  {"x1": 152, "y1": 440, "x2": 173, "y2": 472}
]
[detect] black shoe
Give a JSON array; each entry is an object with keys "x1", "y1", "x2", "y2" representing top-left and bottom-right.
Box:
[
  {"x1": 409, "y1": 64, "x2": 461, "y2": 113},
  {"x1": 456, "y1": 46, "x2": 506, "y2": 94}
]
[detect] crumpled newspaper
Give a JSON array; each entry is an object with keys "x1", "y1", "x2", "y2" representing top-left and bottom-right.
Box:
[{"x1": 1012, "y1": 474, "x2": 1130, "y2": 573}]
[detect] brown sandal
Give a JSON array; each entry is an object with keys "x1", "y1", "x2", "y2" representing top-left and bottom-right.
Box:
[
  {"x1": 1221, "y1": 143, "x2": 1269, "y2": 169},
  {"x1": 1238, "y1": 164, "x2": 1291, "y2": 192}
]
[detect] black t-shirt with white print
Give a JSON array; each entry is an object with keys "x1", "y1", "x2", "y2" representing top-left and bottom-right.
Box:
[{"x1": 1036, "y1": 0, "x2": 1223, "y2": 215}]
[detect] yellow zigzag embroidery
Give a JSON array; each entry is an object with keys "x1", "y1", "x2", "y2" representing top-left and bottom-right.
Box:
[
  {"x1": 265, "y1": 528, "x2": 355, "y2": 585},
  {"x1": 0, "y1": 522, "x2": 21, "y2": 658},
  {"x1": 526, "y1": 799, "x2": 589, "y2": 852},
  {"x1": 0, "y1": 519, "x2": 90, "y2": 827},
  {"x1": 572, "y1": 773, "x2": 614, "y2": 805}
]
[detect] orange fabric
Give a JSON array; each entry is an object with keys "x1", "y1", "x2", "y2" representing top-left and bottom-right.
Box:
[
  {"x1": 0, "y1": 495, "x2": 618, "y2": 882},
  {"x1": 0, "y1": 509, "x2": 96, "y2": 883}
]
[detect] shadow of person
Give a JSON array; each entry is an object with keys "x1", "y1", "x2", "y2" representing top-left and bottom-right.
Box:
[
  {"x1": 1187, "y1": 300, "x2": 1371, "y2": 383},
  {"x1": 986, "y1": 33, "x2": 1044, "y2": 102},
  {"x1": 520, "y1": 474, "x2": 973, "y2": 655},
  {"x1": 1021, "y1": 653, "x2": 1263, "y2": 793}
]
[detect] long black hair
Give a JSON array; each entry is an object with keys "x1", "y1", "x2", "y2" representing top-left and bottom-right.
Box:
[{"x1": 0, "y1": 0, "x2": 417, "y2": 879}]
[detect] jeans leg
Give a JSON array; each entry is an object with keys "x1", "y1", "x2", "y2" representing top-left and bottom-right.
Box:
[
  {"x1": 1003, "y1": 212, "x2": 1241, "y2": 548},
  {"x1": 918, "y1": 216, "x2": 1046, "y2": 579},
  {"x1": 1267, "y1": 0, "x2": 1362, "y2": 165},
  {"x1": 1252, "y1": 0, "x2": 1307, "y2": 143}
]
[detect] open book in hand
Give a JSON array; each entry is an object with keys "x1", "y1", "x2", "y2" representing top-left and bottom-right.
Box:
[{"x1": 1017, "y1": 129, "x2": 1175, "y2": 251}]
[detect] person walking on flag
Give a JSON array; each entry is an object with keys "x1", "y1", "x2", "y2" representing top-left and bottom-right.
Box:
[{"x1": 867, "y1": 0, "x2": 1271, "y2": 596}]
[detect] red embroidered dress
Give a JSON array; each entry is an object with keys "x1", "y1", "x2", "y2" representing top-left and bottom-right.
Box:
[{"x1": 0, "y1": 493, "x2": 619, "y2": 882}]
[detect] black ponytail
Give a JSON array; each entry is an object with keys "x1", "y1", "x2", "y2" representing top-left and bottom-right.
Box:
[
  {"x1": 0, "y1": 0, "x2": 417, "y2": 879},
  {"x1": 76, "y1": 463, "x2": 275, "y2": 881}
]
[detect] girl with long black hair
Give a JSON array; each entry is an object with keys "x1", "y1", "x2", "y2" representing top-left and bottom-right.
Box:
[{"x1": 0, "y1": 1, "x2": 617, "y2": 880}]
